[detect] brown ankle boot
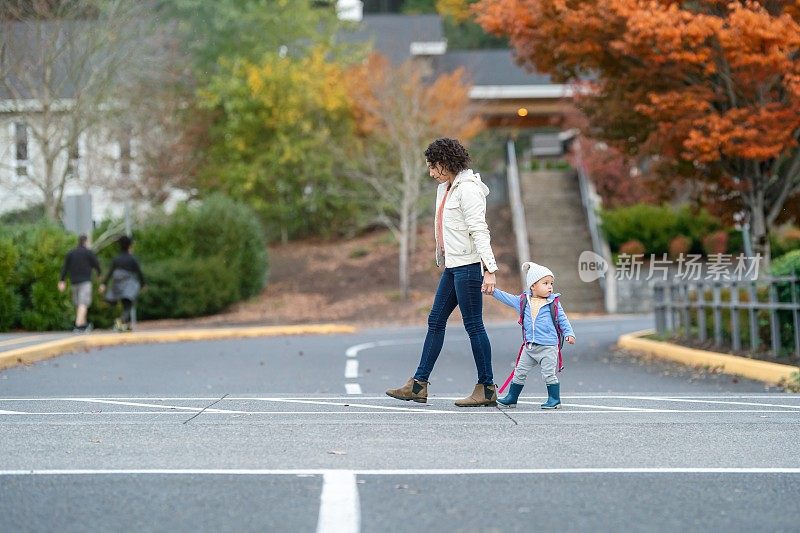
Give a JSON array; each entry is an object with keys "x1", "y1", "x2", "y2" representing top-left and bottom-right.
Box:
[
  {"x1": 386, "y1": 378, "x2": 428, "y2": 403},
  {"x1": 454, "y1": 383, "x2": 497, "y2": 407}
]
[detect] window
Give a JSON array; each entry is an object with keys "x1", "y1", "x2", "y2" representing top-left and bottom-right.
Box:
[{"x1": 15, "y1": 122, "x2": 27, "y2": 161}]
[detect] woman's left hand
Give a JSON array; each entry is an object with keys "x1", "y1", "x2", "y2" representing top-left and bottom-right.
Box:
[{"x1": 481, "y1": 271, "x2": 496, "y2": 294}]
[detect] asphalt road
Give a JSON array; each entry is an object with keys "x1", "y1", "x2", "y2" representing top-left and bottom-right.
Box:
[{"x1": 1, "y1": 315, "x2": 798, "y2": 532}]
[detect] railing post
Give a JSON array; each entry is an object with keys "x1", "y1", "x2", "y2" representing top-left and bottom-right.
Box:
[
  {"x1": 697, "y1": 281, "x2": 707, "y2": 343},
  {"x1": 730, "y1": 280, "x2": 741, "y2": 352},
  {"x1": 654, "y1": 283, "x2": 667, "y2": 335},
  {"x1": 682, "y1": 283, "x2": 691, "y2": 338},
  {"x1": 713, "y1": 282, "x2": 723, "y2": 347},
  {"x1": 769, "y1": 281, "x2": 781, "y2": 358},
  {"x1": 749, "y1": 281, "x2": 759, "y2": 353}
]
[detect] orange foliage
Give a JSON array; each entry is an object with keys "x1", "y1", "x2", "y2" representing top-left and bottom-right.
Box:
[
  {"x1": 475, "y1": 0, "x2": 800, "y2": 226},
  {"x1": 345, "y1": 53, "x2": 483, "y2": 143}
]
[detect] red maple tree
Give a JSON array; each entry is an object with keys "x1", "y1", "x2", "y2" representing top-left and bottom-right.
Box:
[{"x1": 476, "y1": 0, "x2": 800, "y2": 264}]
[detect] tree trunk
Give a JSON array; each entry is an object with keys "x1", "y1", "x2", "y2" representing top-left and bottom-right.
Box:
[
  {"x1": 398, "y1": 202, "x2": 411, "y2": 300},
  {"x1": 749, "y1": 192, "x2": 772, "y2": 272}
]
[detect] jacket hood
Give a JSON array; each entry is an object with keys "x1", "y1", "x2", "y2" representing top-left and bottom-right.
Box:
[{"x1": 453, "y1": 168, "x2": 490, "y2": 197}]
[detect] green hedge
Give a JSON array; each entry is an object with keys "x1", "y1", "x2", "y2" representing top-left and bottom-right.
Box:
[
  {"x1": 601, "y1": 204, "x2": 724, "y2": 256},
  {"x1": 0, "y1": 195, "x2": 268, "y2": 331},
  {"x1": 0, "y1": 223, "x2": 74, "y2": 331}
]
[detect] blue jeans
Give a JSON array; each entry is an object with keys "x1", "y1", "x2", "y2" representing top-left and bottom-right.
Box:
[{"x1": 414, "y1": 263, "x2": 493, "y2": 384}]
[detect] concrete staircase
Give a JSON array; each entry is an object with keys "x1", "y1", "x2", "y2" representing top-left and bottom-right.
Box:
[{"x1": 519, "y1": 169, "x2": 604, "y2": 313}]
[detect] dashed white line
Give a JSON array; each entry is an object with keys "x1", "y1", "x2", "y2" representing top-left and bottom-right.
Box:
[
  {"x1": 345, "y1": 383, "x2": 362, "y2": 395},
  {"x1": 344, "y1": 360, "x2": 359, "y2": 379},
  {"x1": 316, "y1": 471, "x2": 360, "y2": 533}
]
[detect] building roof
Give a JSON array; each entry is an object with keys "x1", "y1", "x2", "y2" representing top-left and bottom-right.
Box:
[
  {"x1": 341, "y1": 14, "x2": 445, "y2": 63},
  {"x1": 352, "y1": 15, "x2": 563, "y2": 96}
]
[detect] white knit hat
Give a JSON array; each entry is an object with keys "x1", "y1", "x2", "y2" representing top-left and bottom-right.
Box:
[{"x1": 522, "y1": 261, "x2": 554, "y2": 289}]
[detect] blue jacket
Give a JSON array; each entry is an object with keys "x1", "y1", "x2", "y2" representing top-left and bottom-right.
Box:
[{"x1": 493, "y1": 289, "x2": 575, "y2": 346}]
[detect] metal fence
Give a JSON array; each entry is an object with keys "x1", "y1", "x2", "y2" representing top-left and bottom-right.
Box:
[{"x1": 654, "y1": 276, "x2": 800, "y2": 358}]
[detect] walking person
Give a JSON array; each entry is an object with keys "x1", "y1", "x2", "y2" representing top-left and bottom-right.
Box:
[
  {"x1": 99, "y1": 235, "x2": 144, "y2": 332},
  {"x1": 57, "y1": 234, "x2": 101, "y2": 333},
  {"x1": 492, "y1": 262, "x2": 576, "y2": 409},
  {"x1": 386, "y1": 138, "x2": 500, "y2": 407}
]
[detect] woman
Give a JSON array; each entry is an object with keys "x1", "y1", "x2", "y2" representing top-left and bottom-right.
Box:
[
  {"x1": 99, "y1": 235, "x2": 145, "y2": 332},
  {"x1": 386, "y1": 138, "x2": 499, "y2": 406}
]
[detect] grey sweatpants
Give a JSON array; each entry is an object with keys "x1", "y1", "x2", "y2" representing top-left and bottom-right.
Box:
[{"x1": 511, "y1": 343, "x2": 559, "y2": 386}]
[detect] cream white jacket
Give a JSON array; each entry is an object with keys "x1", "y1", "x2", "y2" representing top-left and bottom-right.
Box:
[{"x1": 434, "y1": 169, "x2": 498, "y2": 272}]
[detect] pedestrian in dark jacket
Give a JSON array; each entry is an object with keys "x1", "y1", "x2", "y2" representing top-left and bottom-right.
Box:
[
  {"x1": 99, "y1": 235, "x2": 144, "y2": 332},
  {"x1": 58, "y1": 234, "x2": 101, "y2": 333}
]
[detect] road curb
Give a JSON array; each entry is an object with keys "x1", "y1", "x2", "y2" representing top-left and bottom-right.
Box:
[
  {"x1": 617, "y1": 329, "x2": 800, "y2": 385},
  {"x1": 0, "y1": 324, "x2": 357, "y2": 371}
]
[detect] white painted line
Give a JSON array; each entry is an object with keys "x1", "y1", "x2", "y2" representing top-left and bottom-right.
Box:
[
  {"x1": 1, "y1": 395, "x2": 797, "y2": 401},
  {"x1": 316, "y1": 471, "x2": 360, "y2": 533},
  {"x1": 345, "y1": 383, "x2": 362, "y2": 395},
  {"x1": 258, "y1": 398, "x2": 449, "y2": 413},
  {"x1": 70, "y1": 399, "x2": 245, "y2": 414},
  {"x1": 519, "y1": 402, "x2": 667, "y2": 412},
  {"x1": 0, "y1": 468, "x2": 798, "y2": 476},
  {"x1": 1, "y1": 409, "x2": 798, "y2": 416},
  {"x1": 345, "y1": 339, "x2": 419, "y2": 358},
  {"x1": 344, "y1": 360, "x2": 359, "y2": 379},
  {"x1": 617, "y1": 396, "x2": 800, "y2": 410}
]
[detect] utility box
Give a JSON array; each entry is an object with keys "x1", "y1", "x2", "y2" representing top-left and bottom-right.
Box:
[{"x1": 63, "y1": 193, "x2": 93, "y2": 237}]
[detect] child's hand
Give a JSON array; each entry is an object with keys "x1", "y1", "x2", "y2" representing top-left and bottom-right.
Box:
[{"x1": 566, "y1": 336, "x2": 576, "y2": 345}]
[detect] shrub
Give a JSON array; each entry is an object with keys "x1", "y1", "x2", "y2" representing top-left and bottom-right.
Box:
[
  {"x1": 136, "y1": 194, "x2": 268, "y2": 302},
  {"x1": 601, "y1": 204, "x2": 723, "y2": 256},
  {"x1": 0, "y1": 237, "x2": 19, "y2": 330},
  {"x1": 702, "y1": 230, "x2": 729, "y2": 255},
  {"x1": 10, "y1": 224, "x2": 74, "y2": 331},
  {"x1": 668, "y1": 235, "x2": 691, "y2": 259},
  {"x1": 772, "y1": 226, "x2": 800, "y2": 259},
  {"x1": 137, "y1": 255, "x2": 238, "y2": 319},
  {"x1": 619, "y1": 240, "x2": 646, "y2": 255},
  {"x1": 771, "y1": 250, "x2": 800, "y2": 276}
]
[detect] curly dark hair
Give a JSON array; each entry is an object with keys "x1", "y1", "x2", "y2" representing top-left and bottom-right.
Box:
[{"x1": 424, "y1": 138, "x2": 471, "y2": 175}]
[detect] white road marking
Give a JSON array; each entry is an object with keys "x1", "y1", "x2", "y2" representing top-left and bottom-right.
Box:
[
  {"x1": 519, "y1": 402, "x2": 667, "y2": 412},
  {"x1": 344, "y1": 339, "x2": 422, "y2": 358},
  {"x1": 1, "y1": 395, "x2": 797, "y2": 401},
  {"x1": 0, "y1": 468, "x2": 798, "y2": 476},
  {"x1": 0, "y1": 409, "x2": 798, "y2": 416},
  {"x1": 344, "y1": 360, "x2": 358, "y2": 379},
  {"x1": 617, "y1": 396, "x2": 800, "y2": 410},
  {"x1": 258, "y1": 398, "x2": 449, "y2": 413},
  {"x1": 70, "y1": 398, "x2": 245, "y2": 414},
  {"x1": 316, "y1": 471, "x2": 360, "y2": 533},
  {"x1": 345, "y1": 383, "x2": 362, "y2": 395}
]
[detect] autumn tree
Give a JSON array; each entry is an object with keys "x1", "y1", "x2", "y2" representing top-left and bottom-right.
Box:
[
  {"x1": 476, "y1": 0, "x2": 800, "y2": 265},
  {"x1": 346, "y1": 54, "x2": 483, "y2": 299},
  {"x1": 197, "y1": 47, "x2": 365, "y2": 242}
]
